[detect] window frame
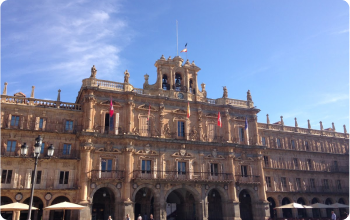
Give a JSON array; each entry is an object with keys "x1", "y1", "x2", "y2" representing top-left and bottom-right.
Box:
[
  {"x1": 241, "y1": 165, "x2": 248, "y2": 177},
  {"x1": 277, "y1": 138, "x2": 281, "y2": 148},
  {"x1": 310, "y1": 178, "x2": 315, "y2": 188},
  {"x1": 6, "y1": 140, "x2": 17, "y2": 152},
  {"x1": 265, "y1": 176, "x2": 271, "y2": 187},
  {"x1": 263, "y1": 156, "x2": 269, "y2": 167},
  {"x1": 178, "y1": 162, "x2": 186, "y2": 175},
  {"x1": 1, "y1": 170, "x2": 12, "y2": 184},
  {"x1": 296, "y1": 178, "x2": 301, "y2": 188},
  {"x1": 65, "y1": 120, "x2": 74, "y2": 131},
  {"x1": 291, "y1": 140, "x2": 296, "y2": 149},
  {"x1": 141, "y1": 160, "x2": 152, "y2": 174},
  {"x1": 281, "y1": 177, "x2": 287, "y2": 187},
  {"x1": 59, "y1": 171, "x2": 69, "y2": 185},
  {"x1": 63, "y1": 144, "x2": 72, "y2": 155},
  {"x1": 210, "y1": 163, "x2": 219, "y2": 176},
  {"x1": 101, "y1": 159, "x2": 113, "y2": 173},
  {"x1": 177, "y1": 121, "x2": 185, "y2": 138},
  {"x1": 239, "y1": 127, "x2": 244, "y2": 142},
  {"x1": 10, "y1": 115, "x2": 20, "y2": 127},
  {"x1": 261, "y1": 137, "x2": 266, "y2": 146}
]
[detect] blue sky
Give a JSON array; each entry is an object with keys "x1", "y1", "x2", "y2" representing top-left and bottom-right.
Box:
[{"x1": 1, "y1": 0, "x2": 349, "y2": 131}]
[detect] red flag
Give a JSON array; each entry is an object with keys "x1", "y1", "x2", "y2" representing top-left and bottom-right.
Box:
[
  {"x1": 147, "y1": 104, "x2": 151, "y2": 121},
  {"x1": 217, "y1": 112, "x2": 222, "y2": 127},
  {"x1": 187, "y1": 102, "x2": 190, "y2": 118},
  {"x1": 109, "y1": 98, "x2": 114, "y2": 116},
  {"x1": 180, "y1": 48, "x2": 187, "y2": 53}
]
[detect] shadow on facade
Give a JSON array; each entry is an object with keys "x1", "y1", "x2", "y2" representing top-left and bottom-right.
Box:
[
  {"x1": 21, "y1": 196, "x2": 44, "y2": 220},
  {"x1": 239, "y1": 190, "x2": 253, "y2": 220},
  {"x1": 92, "y1": 187, "x2": 115, "y2": 220}
]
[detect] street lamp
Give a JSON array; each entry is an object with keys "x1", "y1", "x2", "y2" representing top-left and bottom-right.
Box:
[{"x1": 21, "y1": 135, "x2": 54, "y2": 220}]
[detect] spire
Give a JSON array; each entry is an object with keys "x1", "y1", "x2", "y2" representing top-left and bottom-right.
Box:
[
  {"x1": 2, "y1": 82, "x2": 8, "y2": 95},
  {"x1": 332, "y1": 122, "x2": 335, "y2": 131},
  {"x1": 294, "y1": 117, "x2": 298, "y2": 127},
  {"x1": 266, "y1": 114, "x2": 270, "y2": 124},
  {"x1": 247, "y1": 90, "x2": 252, "y2": 102},
  {"x1": 344, "y1": 125, "x2": 347, "y2": 134},
  {"x1": 280, "y1": 116, "x2": 284, "y2": 125},
  {"x1": 57, "y1": 89, "x2": 61, "y2": 101},
  {"x1": 30, "y1": 86, "x2": 35, "y2": 98},
  {"x1": 319, "y1": 121, "x2": 323, "y2": 130},
  {"x1": 308, "y1": 119, "x2": 311, "y2": 129}
]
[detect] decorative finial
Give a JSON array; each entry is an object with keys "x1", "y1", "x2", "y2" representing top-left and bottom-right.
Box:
[
  {"x1": 192, "y1": 61, "x2": 195, "y2": 65},
  {"x1": 57, "y1": 89, "x2": 61, "y2": 101},
  {"x1": 124, "y1": 70, "x2": 130, "y2": 84},
  {"x1": 160, "y1": 55, "x2": 165, "y2": 60},
  {"x1": 294, "y1": 117, "x2": 298, "y2": 127},
  {"x1": 319, "y1": 121, "x2": 323, "y2": 130},
  {"x1": 343, "y1": 125, "x2": 347, "y2": 134},
  {"x1": 332, "y1": 122, "x2": 335, "y2": 131},
  {"x1": 90, "y1": 65, "x2": 97, "y2": 78},
  {"x1": 2, "y1": 82, "x2": 8, "y2": 95},
  {"x1": 30, "y1": 86, "x2": 35, "y2": 98},
  {"x1": 266, "y1": 114, "x2": 270, "y2": 124},
  {"x1": 222, "y1": 86, "x2": 228, "y2": 98},
  {"x1": 247, "y1": 90, "x2": 252, "y2": 102},
  {"x1": 308, "y1": 119, "x2": 311, "y2": 129},
  {"x1": 168, "y1": 56, "x2": 172, "y2": 60},
  {"x1": 280, "y1": 116, "x2": 284, "y2": 125}
]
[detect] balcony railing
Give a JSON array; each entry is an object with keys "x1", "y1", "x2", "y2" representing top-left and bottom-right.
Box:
[
  {"x1": 267, "y1": 185, "x2": 349, "y2": 194},
  {"x1": 235, "y1": 175, "x2": 260, "y2": 184},
  {"x1": 90, "y1": 170, "x2": 125, "y2": 180},
  {"x1": 264, "y1": 165, "x2": 349, "y2": 173},
  {"x1": 1, "y1": 149, "x2": 79, "y2": 159},
  {"x1": 0, "y1": 178, "x2": 78, "y2": 190},
  {"x1": 132, "y1": 170, "x2": 234, "y2": 182}
]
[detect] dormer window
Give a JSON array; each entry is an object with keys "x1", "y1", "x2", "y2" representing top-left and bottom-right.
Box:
[{"x1": 162, "y1": 74, "x2": 169, "y2": 90}]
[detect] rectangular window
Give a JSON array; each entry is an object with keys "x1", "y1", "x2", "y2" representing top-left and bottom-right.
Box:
[
  {"x1": 310, "y1": 179, "x2": 315, "y2": 188},
  {"x1": 101, "y1": 159, "x2": 113, "y2": 172},
  {"x1": 63, "y1": 144, "x2": 71, "y2": 155},
  {"x1": 241, "y1": 165, "x2": 248, "y2": 177},
  {"x1": 39, "y1": 118, "x2": 44, "y2": 129},
  {"x1": 281, "y1": 177, "x2": 287, "y2": 187},
  {"x1": 208, "y1": 123, "x2": 216, "y2": 141},
  {"x1": 142, "y1": 160, "x2": 151, "y2": 174},
  {"x1": 40, "y1": 143, "x2": 45, "y2": 154},
  {"x1": 178, "y1": 162, "x2": 186, "y2": 175},
  {"x1": 336, "y1": 180, "x2": 342, "y2": 189},
  {"x1": 291, "y1": 140, "x2": 295, "y2": 149},
  {"x1": 305, "y1": 141, "x2": 309, "y2": 150},
  {"x1": 265, "y1": 176, "x2": 271, "y2": 187},
  {"x1": 11, "y1": 116, "x2": 20, "y2": 127},
  {"x1": 262, "y1": 137, "x2": 266, "y2": 146},
  {"x1": 65, "y1": 120, "x2": 73, "y2": 131},
  {"x1": 1, "y1": 170, "x2": 12, "y2": 184},
  {"x1": 239, "y1": 127, "x2": 244, "y2": 142},
  {"x1": 323, "y1": 179, "x2": 329, "y2": 189},
  {"x1": 263, "y1": 156, "x2": 269, "y2": 167},
  {"x1": 6, "y1": 140, "x2": 17, "y2": 152},
  {"x1": 293, "y1": 158, "x2": 299, "y2": 169},
  {"x1": 31, "y1": 170, "x2": 42, "y2": 184},
  {"x1": 296, "y1": 178, "x2": 301, "y2": 188},
  {"x1": 333, "y1": 161, "x2": 338, "y2": 171},
  {"x1": 177, "y1": 121, "x2": 185, "y2": 137},
  {"x1": 140, "y1": 117, "x2": 150, "y2": 136},
  {"x1": 277, "y1": 138, "x2": 281, "y2": 148},
  {"x1": 307, "y1": 159, "x2": 312, "y2": 170},
  {"x1": 59, "y1": 171, "x2": 69, "y2": 184},
  {"x1": 210, "y1": 164, "x2": 218, "y2": 176}
]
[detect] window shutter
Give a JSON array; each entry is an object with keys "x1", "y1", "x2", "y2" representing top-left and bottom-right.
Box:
[
  {"x1": 7, "y1": 114, "x2": 11, "y2": 128},
  {"x1": 54, "y1": 170, "x2": 59, "y2": 189},
  {"x1": 42, "y1": 118, "x2": 47, "y2": 131},
  {"x1": 68, "y1": 170, "x2": 74, "y2": 188},
  {"x1": 13, "y1": 169, "x2": 18, "y2": 188},
  {"x1": 19, "y1": 116, "x2": 24, "y2": 129},
  {"x1": 35, "y1": 117, "x2": 40, "y2": 130},
  {"x1": 42, "y1": 169, "x2": 48, "y2": 189},
  {"x1": 114, "y1": 113, "x2": 119, "y2": 135},
  {"x1": 98, "y1": 158, "x2": 102, "y2": 178}
]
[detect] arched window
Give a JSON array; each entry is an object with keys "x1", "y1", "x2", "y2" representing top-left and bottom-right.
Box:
[
  {"x1": 162, "y1": 74, "x2": 169, "y2": 90},
  {"x1": 175, "y1": 73, "x2": 182, "y2": 91}
]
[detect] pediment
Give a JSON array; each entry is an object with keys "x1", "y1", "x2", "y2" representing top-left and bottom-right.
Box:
[
  {"x1": 14, "y1": 92, "x2": 26, "y2": 97},
  {"x1": 172, "y1": 152, "x2": 194, "y2": 157},
  {"x1": 100, "y1": 100, "x2": 123, "y2": 108},
  {"x1": 135, "y1": 150, "x2": 158, "y2": 155},
  {"x1": 173, "y1": 109, "x2": 186, "y2": 114},
  {"x1": 206, "y1": 113, "x2": 217, "y2": 118},
  {"x1": 205, "y1": 154, "x2": 225, "y2": 159},
  {"x1": 138, "y1": 104, "x2": 157, "y2": 111}
]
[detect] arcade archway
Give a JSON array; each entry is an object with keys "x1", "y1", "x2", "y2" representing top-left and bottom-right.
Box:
[
  {"x1": 311, "y1": 198, "x2": 321, "y2": 218},
  {"x1": 166, "y1": 188, "x2": 197, "y2": 220},
  {"x1": 208, "y1": 189, "x2": 223, "y2": 220},
  {"x1": 281, "y1": 197, "x2": 292, "y2": 218},
  {"x1": 297, "y1": 197, "x2": 307, "y2": 218},
  {"x1": 49, "y1": 196, "x2": 70, "y2": 220},
  {"x1": 92, "y1": 187, "x2": 116, "y2": 220},
  {"x1": 22, "y1": 196, "x2": 44, "y2": 220},
  {"x1": 1, "y1": 196, "x2": 13, "y2": 219},
  {"x1": 239, "y1": 190, "x2": 253, "y2": 220},
  {"x1": 134, "y1": 187, "x2": 154, "y2": 220},
  {"x1": 267, "y1": 197, "x2": 276, "y2": 219},
  {"x1": 338, "y1": 198, "x2": 347, "y2": 219}
]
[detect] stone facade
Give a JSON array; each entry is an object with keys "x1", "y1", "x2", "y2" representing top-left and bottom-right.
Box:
[{"x1": 1, "y1": 56, "x2": 349, "y2": 220}]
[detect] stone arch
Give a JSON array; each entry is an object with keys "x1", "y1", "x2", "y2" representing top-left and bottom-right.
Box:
[
  {"x1": 23, "y1": 196, "x2": 45, "y2": 220},
  {"x1": 0, "y1": 196, "x2": 14, "y2": 220},
  {"x1": 311, "y1": 197, "x2": 321, "y2": 218},
  {"x1": 164, "y1": 184, "x2": 201, "y2": 202},
  {"x1": 205, "y1": 186, "x2": 229, "y2": 202},
  {"x1": 281, "y1": 197, "x2": 292, "y2": 218},
  {"x1": 237, "y1": 187, "x2": 259, "y2": 202},
  {"x1": 297, "y1": 197, "x2": 307, "y2": 218},
  {"x1": 132, "y1": 183, "x2": 158, "y2": 202},
  {"x1": 90, "y1": 183, "x2": 121, "y2": 200},
  {"x1": 49, "y1": 194, "x2": 72, "y2": 205}
]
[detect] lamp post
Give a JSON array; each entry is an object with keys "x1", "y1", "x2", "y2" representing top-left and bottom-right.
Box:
[{"x1": 21, "y1": 135, "x2": 54, "y2": 220}]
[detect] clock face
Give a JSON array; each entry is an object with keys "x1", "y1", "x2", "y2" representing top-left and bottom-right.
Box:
[
  {"x1": 178, "y1": 93, "x2": 184, "y2": 99},
  {"x1": 15, "y1": 193, "x2": 23, "y2": 201},
  {"x1": 45, "y1": 193, "x2": 52, "y2": 201}
]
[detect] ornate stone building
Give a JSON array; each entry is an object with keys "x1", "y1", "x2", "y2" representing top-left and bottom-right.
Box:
[{"x1": 1, "y1": 55, "x2": 349, "y2": 220}]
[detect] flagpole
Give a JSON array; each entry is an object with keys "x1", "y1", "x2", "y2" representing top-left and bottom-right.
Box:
[{"x1": 176, "y1": 20, "x2": 178, "y2": 56}]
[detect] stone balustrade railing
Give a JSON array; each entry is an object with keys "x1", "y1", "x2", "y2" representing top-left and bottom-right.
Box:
[{"x1": 1, "y1": 95, "x2": 82, "y2": 111}]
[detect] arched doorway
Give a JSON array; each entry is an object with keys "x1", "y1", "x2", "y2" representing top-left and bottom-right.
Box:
[
  {"x1": 22, "y1": 196, "x2": 44, "y2": 220},
  {"x1": 208, "y1": 189, "x2": 223, "y2": 220},
  {"x1": 49, "y1": 196, "x2": 70, "y2": 220},
  {"x1": 166, "y1": 188, "x2": 196, "y2": 220},
  {"x1": 281, "y1": 197, "x2": 292, "y2": 218},
  {"x1": 297, "y1": 198, "x2": 307, "y2": 218},
  {"x1": 325, "y1": 198, "x2": 333, "y2": 218},
  {"x1": 239, "y1": 190, "x2": 253, "y2": 220},
  {"x1": 267, "y1": 197, "x2": 276, "y2": 219},
  {"x1": 338, "y1": 198, "x2": 347, "y2": 219},
  {"x1": 92, "y1": 187, "x2": 115, "y2": 220},
  {"x1": 134, "y1": 187, "x2": 154, "y2": 220},
  {"x1": 1, "y1": 196, "x2": 13, "y2": 219},
  {"x1": 311, "y1": 198, "x2": 321, "y2": 218}
]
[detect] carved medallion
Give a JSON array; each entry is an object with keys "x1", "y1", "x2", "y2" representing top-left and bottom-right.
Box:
[{"x1": 212, "y1": 149, "x2": 217, "y2": 158}]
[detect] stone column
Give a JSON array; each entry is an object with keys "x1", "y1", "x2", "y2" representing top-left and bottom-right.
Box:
[
  {"x1": 85, "y1": 92, "x2": 96, "y2": 132},
  {"x1": 42, "y1": 210, "x2": 50, "y2": 220},
  {"x1": 13, "y1": 210, "x2": 20, "y2": 220},
  {"x1": 228, "y1": 152, "x2": 240, "y2": 220},
  {"x1": 169, "y1": 67, "x2": 174, "y2": 90},
  {"x1": 127, "y1": 99, "x2": 134, "y2": 134},
  {"x1": 159, "y1": 103, "x2": 165, "y2": 138},
  {"x1": 276, "y1": 209, "x2": 283, "y2": 218},
  {"x1": 198, "y1": 108, "x2": 203, "y2": 141},
  {"x1": 224, "y1": 109, "x2": 231, "y2": 142},
  {"x1": 158, "y1": 68, "x2": 162, "y2": 89}
]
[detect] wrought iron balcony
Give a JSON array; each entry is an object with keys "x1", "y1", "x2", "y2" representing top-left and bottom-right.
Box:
[
  {"x1": 1, "y1": 149, "x2": 80, "y2": 159},
  {"x1": 132, "y1": 170, "x2": 233, "y2": 182},
  {"x1": 266, "y1": 185, "x2": 349, "y2": 194},
  {"x1": 235, "y1": 175, "x2": 260, "y2": 184},
  {"x1": 90, "y1": 170, "x2": 125, "y2": 180}
]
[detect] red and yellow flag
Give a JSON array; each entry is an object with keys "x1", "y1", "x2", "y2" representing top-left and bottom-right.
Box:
[
  {"x1": 187, "y1": 102, "x2": 190, "y2": 118},
  {"x1": 217, "y1": 112, "x2": 222, "y2": 127}
]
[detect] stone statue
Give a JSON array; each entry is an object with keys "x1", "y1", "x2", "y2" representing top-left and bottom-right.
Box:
[
  {"x1": 124, "y1": 70, "x2": 130, "y2": 84},
  {"x1": 164, "y1": 123, "x2": 171, "y2": 137},
  {"x1": 91, "y1": 65, "x2": 97, "y2": 78},
  {"x1": 247, "y1": 90, "x2": 252, "y2": 101},
  {"x1": 223, "y1": 86, "x2": 228, "y2": 98}
]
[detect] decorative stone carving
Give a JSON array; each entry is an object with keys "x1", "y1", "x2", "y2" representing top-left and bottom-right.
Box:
[
  {"x1": 223, "y1": 86, "x2": 228, "y2": 98},
  {"x1": 145, "y1": 144, "x2": 151, "y2": 154},
  {"x1": 91, "y1": 65, "x2": 97, "y2": 78},
  {"x1": 164, "y1": 123, "x2": 171, "y2": 137},
  {"x1": 124, "y1": 70, "x2": 130, "y2": 84},
  {"x1": 189, "y1": 126, "x2": 198, "y2": 141},
  {"x1": 212, "y1": 149, "x2": 217, "y2": 158},
  {"x1": 247, "y1": 90, "x2": 252, "y2": 101}
]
